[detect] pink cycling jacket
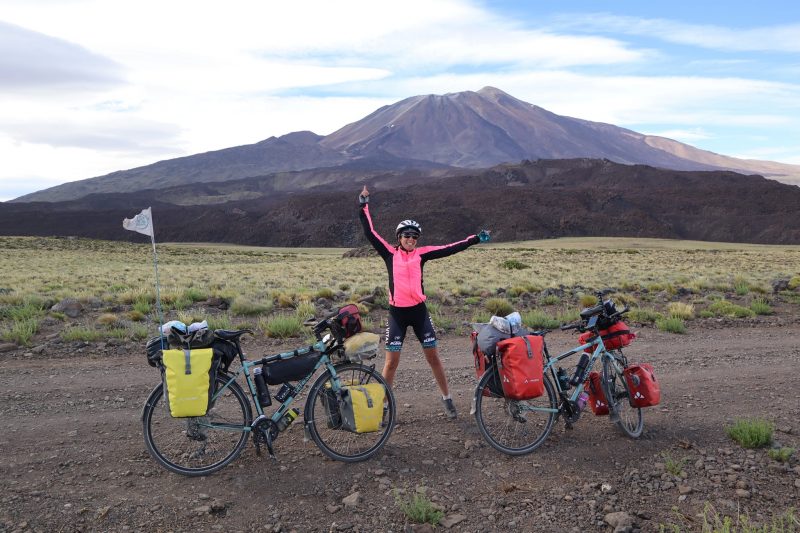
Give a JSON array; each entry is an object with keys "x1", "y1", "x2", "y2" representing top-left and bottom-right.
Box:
[{"x1": 360, "y1": 204, "x2": 479, "y2": 307}]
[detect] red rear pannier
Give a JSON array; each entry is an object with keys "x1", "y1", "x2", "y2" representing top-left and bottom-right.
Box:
[
  {"x1": 584, "y1": 371, "x2": 609, "y2": 415},
  {"x1": 623, "y1": 363, "x2": 661, "y2": 407},
  {"x1": 471, "y1": 330, "x2": 503, "y2": 397},
  {"x1": 496, "y1": 335, "x2": 545, "y2": 400},
  {"x1": 578, "y1": 321, "x2": 635, "y2": 351}
]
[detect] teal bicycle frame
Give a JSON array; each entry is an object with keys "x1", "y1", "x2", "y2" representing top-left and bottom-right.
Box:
[
  {"x1": 202, "y1": 339, "x2": 346, "y2": 435},
  {"x1": 537, "y1": 335, "x2": 609, "y2": 415}
]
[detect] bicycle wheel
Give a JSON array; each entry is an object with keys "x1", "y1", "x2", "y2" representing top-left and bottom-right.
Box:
[
  {"x1": 601, "y1": 355, "x2": 643, "y2": 438},
  {"x1": 474, "y1": 366, "x2": 557, "y2": 455},
  {"x1": 305, "y1": 363, "x2": 395, "y2": 462},
  {"x1": 142, "y1": 374, "x2": 252, "y2": 476}
]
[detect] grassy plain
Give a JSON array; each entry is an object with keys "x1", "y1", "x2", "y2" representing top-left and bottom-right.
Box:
[{"x1": 1, "y1": 236, "x2": 798, "y2": 343}]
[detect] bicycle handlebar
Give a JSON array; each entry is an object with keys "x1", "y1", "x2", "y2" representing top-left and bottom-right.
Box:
[{"x1": 560, "y1": 305, "x2": 629, "y2": 332}]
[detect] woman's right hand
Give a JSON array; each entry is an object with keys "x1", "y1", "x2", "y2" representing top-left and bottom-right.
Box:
[{"x1": 359, "y1": 185, "x2": 369, "y2": 204}]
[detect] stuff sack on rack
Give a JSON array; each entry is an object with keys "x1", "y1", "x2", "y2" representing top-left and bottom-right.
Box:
[
  {"x1": 471, "y1": 328, "x2": 504, "y2": 397},
  {"x1": 162, "y1": 348, "x2": 218, "y2": 418},
  {"x1": 340, "y1": 383, "x2": 386, "y2": 433},
  {"x1": 496, "y1": 335, "x2": 545, "y2": 400},
  {"x1": 623, "y1": 363, "x2": 661, "y2": 407},
  {"x1": 584, "y1": 371, "x2": 609, "y2": 415},
  {"x1": 343, "y1": 332, "x2": 380, "y2": 362},
  {"x1": 578, "y1": 321, "x2": 635, "y2": 351},
  {"x1": 475, "y1": 313, "x2": 528, "y2": 356},
  {"x1": 264, "y1": 352, "x2": 322, "y2": 385}
]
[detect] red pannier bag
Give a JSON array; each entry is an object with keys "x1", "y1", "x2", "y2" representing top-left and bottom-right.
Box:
[
  {"x1": 471, "y1": 330, "x2": 503, "y2": 397},
  {"x1": 623, "y1": 364, "x2": 661, "y2": 407},
  {"x1": 584, "y1": 371, "x2": 609, "y2": 415},
  {"x1": 578, "y1": 321, "x2": 635, "y2": 351},
  {"x1": 495, "y1": 335, "x2": 545, "y2": 400}
]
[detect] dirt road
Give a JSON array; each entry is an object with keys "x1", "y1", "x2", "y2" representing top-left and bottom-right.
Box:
[{"x1": 1, "y1": 319, "x2": 799, "y2": 532}]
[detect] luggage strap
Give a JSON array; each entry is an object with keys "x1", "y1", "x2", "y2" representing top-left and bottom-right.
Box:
[
  {"x1": 183, "y1": 349, "x2": 193, "y2": 375},
  {"x1": 522, "y1": 336, "x2": 533, "y2": 359},
  {"x1": 601, "y1": 329, "x2": 631, "y2": 340},
  {"x1": 353, "y1": 386, "x2": 373, "y2": 408}
]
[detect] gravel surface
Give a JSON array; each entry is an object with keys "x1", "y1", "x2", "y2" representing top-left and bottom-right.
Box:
[{"x1": 1, "y1": 317, "x2": 799, "y2": 532}]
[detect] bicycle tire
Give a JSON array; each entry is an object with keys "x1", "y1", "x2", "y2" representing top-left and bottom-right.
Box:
[
  {"x1": 474, "y1": 366, "x2": 557, "y2": 455},
  {"x1": 142, "y1": 374, "x2": 252, "y2": 476},
  {"x1": 601, "y1": 355, "x2": 643, "y2": 438},
  {"x1": 304, "y1": 363, "x2": 395, "y2": 463}
]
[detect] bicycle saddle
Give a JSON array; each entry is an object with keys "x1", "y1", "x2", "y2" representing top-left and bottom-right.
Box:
[{"x1": 214, "y1": 329, "x2": 253, "y2": 341}]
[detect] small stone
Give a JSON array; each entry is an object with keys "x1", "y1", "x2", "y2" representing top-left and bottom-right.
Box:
[
  {"x1": 0, "y1": 343, "x2": 16, "y2": 352},
  {"x1": 605, "y1": 511, "x2": 633, "y2": 529},
  {"x1": 735, "y1": 489, "x2": 751, "y2": 499},
  {"x1": 210, "y1": 500, "x2": 226, "y2": 513},
  {"x1": 678, "y1": 485, "x2": 692, "y2": 495},
  {"x1": 193, "y1": 505, "x2": 211, "y2": 514},
  {"x1": 440, "y1": 514, "x2": 466, "y2": 528},
  {"x1": 341, "y1": 492, "x2": 362, "y2": 508},
  {"x1": 51, "y1": 298, "x2": 83, "y2": 318},
  {"x1": 601, "y1": 483, "x2": 613, "y2": 493},
  {"x1": 794, "y1": 479, "x2": 800, "y2": 489},
  {"x1": 326, "y1": 504, "x2": 341, "y2": 514}
]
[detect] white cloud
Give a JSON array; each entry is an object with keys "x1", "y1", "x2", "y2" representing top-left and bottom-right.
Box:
[
  {"x1": 0, "y1": 20, "x2": 123, "y2": 92},
  {"x1": 556, "y1": 14, "x2": 800, "y2": 53}
]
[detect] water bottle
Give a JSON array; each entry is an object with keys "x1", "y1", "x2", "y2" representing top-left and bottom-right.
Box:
[
  {"x1": 253, "y1": 367, "x2": 272, "y2": 408},
  {"x1": 276, "y1": 408, "x2": 300, "y2": 431},
  {"x1": 576, "y1": 392, "x2": 589, "y2": 412},
  {"x1": 275, "y1": 383, "x2": 296, "y2": 403},
  {"x1": 557, "y1": 367, "x2": 571, "y2": 391},
  {"x1": 570, "y1": 353, "x2": 590, "y2": 386}
]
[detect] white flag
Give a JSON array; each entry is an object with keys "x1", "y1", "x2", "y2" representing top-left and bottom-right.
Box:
[{"x1": 122, "y1": 207, "x2": 154, "y2": 237}]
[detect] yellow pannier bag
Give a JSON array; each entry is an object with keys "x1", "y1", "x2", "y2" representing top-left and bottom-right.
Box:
[
  {"x1": 340, "y1": 383, "x2": 385, "y2": 433},
  {"x1": 162, "y1": 348, "x2": 215, "y2": 418},
  {"x1": 343, "y1": 332, "x2": 380, "y2": 362}
]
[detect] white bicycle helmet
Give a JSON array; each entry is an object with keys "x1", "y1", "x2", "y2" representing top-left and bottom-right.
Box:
[{"x1": 396, "y1": 219, "x2": 422, "y2": 237}]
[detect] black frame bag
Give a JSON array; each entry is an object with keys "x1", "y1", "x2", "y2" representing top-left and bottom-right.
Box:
[{"x1": 263, "y1": 352, "x2": 322, "y2": 385}]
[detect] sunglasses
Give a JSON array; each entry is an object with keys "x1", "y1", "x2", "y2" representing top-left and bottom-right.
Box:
[{"x1": 400, "y1": 233, "x2": 420, "y2": 240}]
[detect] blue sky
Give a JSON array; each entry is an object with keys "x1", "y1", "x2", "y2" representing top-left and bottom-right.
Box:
[{"x1": 1, "y1": 0, "x2": 799, "y2": 201}]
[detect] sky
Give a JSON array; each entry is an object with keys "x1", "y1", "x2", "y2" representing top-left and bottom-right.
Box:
[{"x1": 1, "y1": 0, "x2": 799, "y2": 201}]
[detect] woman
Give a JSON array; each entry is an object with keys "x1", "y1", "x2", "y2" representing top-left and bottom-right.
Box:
[{"x1": 358, "y1": 185, "x2": 490, "y2": 419}]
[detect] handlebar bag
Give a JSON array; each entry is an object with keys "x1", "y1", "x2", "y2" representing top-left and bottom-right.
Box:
[
  {"x1": 339, "y1": 383, "x2": 386, "y2": 433},
  {"x1": 161, "y1": 348, "x2": 218, "y2": 418},
  {"x1": 471, "y1": 329, "x2": 504, "y2": 397},
  {"x1": 496, "y1": 335, "x2": 545, "y2": 400},
  {"x1": 584, "y1": 371, "x2": 609, "y2": 415},
  {"x1": 578, "y1": 321, "x2": 635, "y2": 351},
  {"x1": 623, "y1": 364, "x2": 661, "y2": 407},
  {"x1": 264, "y1": 352, "x2": 322, "y2": 385},
  {"x1": 332, "y1": 304, "x2": 363, "y2": 341},
  {"x1": 343, "y1": 332, "x2": 380, "y2": 362}
]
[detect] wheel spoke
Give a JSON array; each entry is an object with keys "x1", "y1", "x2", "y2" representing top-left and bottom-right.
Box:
[{"x1": 474, "y1": 367, "x2": 556, "y2": 455}]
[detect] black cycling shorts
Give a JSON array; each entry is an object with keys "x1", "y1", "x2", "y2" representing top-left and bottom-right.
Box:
[{"x1": 385, "y1": 302, "x2": 437, "y2": 352}]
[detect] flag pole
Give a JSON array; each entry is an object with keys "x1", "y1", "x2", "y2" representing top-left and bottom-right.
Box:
[
  {"x1": 150, "y1": 231, "x2": 165, "y2": 335},
  {"x1": 122, "y1": 206, "x2": 164, "y2": 346}
]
